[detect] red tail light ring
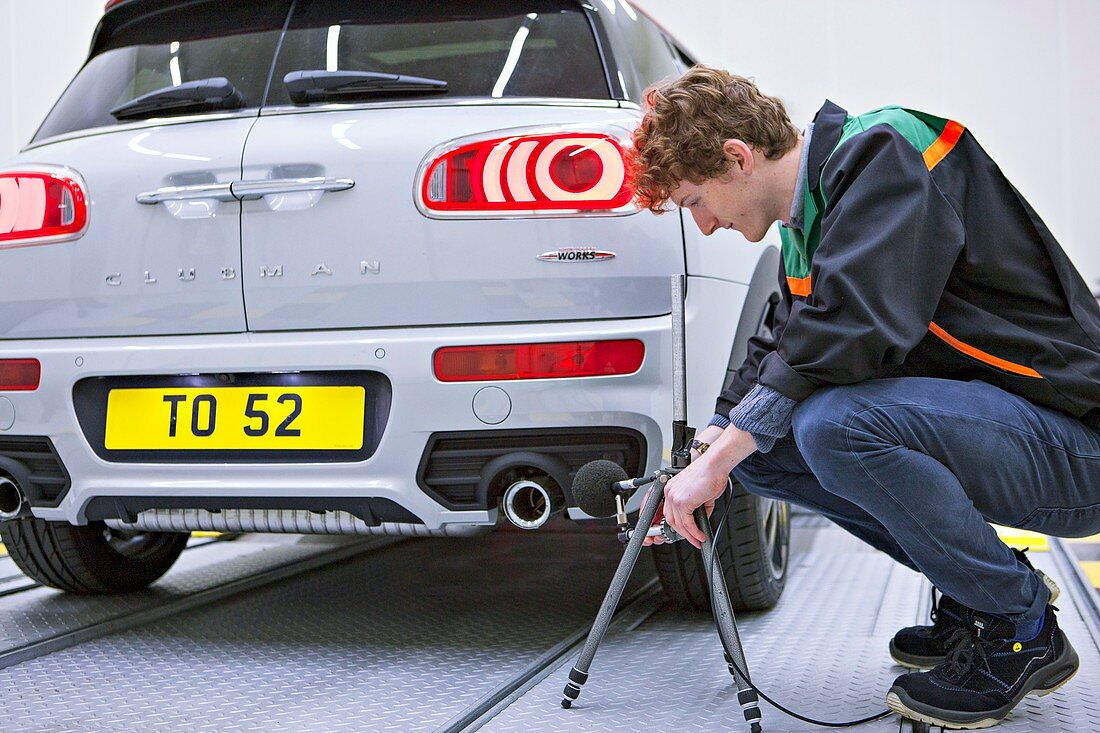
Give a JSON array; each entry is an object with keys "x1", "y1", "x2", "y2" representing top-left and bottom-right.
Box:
[
  {"x1": 417, "y1": 127, "x2": 635, "y2": 218},
  {"x1": 434, "y1": 340, "x2": 644, "y2": 382},
  {"x1": 0, "y1": 168, "x2": 89, "y2": 249}
]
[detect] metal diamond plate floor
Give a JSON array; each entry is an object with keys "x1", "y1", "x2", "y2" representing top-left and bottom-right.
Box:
[
  {"x1": 0, "y1": 528, "x2": 655, "y2": 733},
  {"x1": 0, "y1": 520, "x2": 1097, "y2": 733},
  {"x1": 0, "y1": 534, "x2": 373, "y2": 653},
  {"x1": 476, "y1": 527, "x2": 1100, "y2": 733}
]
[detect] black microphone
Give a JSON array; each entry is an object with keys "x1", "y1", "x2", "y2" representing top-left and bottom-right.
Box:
[
  {"x1": 570, "y1": 460, "x2": 629, "y2": 518},
  {"x1": 572, "y1": 461, "x2": 684, "y2": 543}
]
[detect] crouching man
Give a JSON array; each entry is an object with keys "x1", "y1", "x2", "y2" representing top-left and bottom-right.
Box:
[{"x1": 632, "y1": 65, "x2": 1100, "y2": 729}]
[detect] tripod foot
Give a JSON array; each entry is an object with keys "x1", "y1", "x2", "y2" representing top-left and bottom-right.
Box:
[
  {"x1": 739, "y1": 689, "x2": 763, "y2": 731},
  {"x1": 560, "y1": 666, "x2": 589, "y2": 710}
]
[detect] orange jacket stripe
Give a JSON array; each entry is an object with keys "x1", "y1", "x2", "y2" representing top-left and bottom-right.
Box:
[
  {"x1": 928, "y1": 322, "x2": 1042, "y2": 378},
  {"x1": 923, "y1": 120, "x2": 966, "y2": 171},
  {"x1": 787, "y1": 275, "x2": 812, "y2": 297}
]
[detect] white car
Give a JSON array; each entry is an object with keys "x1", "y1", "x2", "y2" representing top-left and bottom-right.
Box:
[{"x1": 0, "y1": 0, "x2": 786, "y2": 607}]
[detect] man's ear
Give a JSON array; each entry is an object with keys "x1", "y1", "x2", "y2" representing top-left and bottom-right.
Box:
[{"x1": 721, "y1": 139, "x2": 754, "y2": 175}]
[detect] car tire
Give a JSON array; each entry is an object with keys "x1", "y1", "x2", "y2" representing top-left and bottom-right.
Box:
[
  {"x1": 653, "y1": 479, "x2": 789, "y2": 611},
  {"x1": 0, "y1": 517, "x2": 188, "y2": 594}
]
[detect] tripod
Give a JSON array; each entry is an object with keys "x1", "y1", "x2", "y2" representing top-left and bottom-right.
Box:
[
  {"x1": 558, "y1": 441, "x2": 764, "y2": 731},
  {"x1": 559, "y1": 275, "x2": 765, "y2": 732}
]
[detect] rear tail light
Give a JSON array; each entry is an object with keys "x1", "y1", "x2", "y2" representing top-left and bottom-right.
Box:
[
  {"x1": 0, "y1": 359, "x2": 40, "y2": 391},
  {"x1": 0, "y1": 168, "x2": 89, "y2": 249},
  {"x1": 433, "y1": 340, "x2": 644, "y2": 382},
  {"x1": 417, "y1": 127, "x2": 634, "y2": 218}
]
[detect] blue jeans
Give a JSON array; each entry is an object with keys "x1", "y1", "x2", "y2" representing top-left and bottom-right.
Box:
[{"x1": 732, "y1": 377, "x2": 1100, "y2": 629}]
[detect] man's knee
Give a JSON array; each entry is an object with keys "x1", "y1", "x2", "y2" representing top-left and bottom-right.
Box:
[
  {"x1": 791, "y1": 383, "x2": 911, "y2": 495},
  {"x1": 791, "y1": 384, "x2": 866, "y2": 458}
]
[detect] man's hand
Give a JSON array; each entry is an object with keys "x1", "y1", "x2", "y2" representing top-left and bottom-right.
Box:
[
  {"x1": 641, "y1": 424, "x2": 725, "y2": 547},
  {"x1": 643, "y1": 425, "x2": 759, "y2": 549}
]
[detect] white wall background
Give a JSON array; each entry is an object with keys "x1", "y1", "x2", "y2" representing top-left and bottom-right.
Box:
[
  {"x1": 1, "y1": 0, "x2": 1097, "y2": 285},
  {"x1": 636, "y1": 0, "x2": 1100, "y2": 289},
  {"x1": 0, "y1": 1, "x2": 102, "y2": 161}
]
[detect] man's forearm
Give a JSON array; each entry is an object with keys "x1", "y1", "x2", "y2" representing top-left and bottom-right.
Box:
[{"x1": 706, "y1": 424, "x2": 759, "y2": 473}]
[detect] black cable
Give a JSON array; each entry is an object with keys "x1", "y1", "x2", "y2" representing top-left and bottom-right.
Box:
[{"x1": 701, "y1": 477, "x2": 894, "y2": 729}]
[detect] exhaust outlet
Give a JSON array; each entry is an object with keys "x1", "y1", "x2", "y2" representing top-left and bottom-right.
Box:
[
  {"x1": 502, "y1": 479, "x2": 561, "y2": 530},
  {"x1": 0, "y1": 476, "x2": 28, "y2": 521}
]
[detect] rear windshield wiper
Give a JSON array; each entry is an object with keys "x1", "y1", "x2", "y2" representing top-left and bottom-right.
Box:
[
  {"x1": 110, "y1": 78, "x2": 245, "y2": 121},
  {"x1": 284, "y1": 70, "x2": 448, "y2": 104}
]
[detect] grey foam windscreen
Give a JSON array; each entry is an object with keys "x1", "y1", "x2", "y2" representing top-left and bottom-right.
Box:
[{"x1": 571, "y1": 460, "x2": 629, "y2": 518}]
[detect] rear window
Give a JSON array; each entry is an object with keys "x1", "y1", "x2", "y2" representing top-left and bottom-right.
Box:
[
  {"x1": 33, "y1": 1, "x2": 291, "y2": 142},
  {"x1": 265, "y1": 0, "x2": 610, "y2": 107},
  {"x1": 33, "y1": 0, "x2": 609, "y2": 144}
]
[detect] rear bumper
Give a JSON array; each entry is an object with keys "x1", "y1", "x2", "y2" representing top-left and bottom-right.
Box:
[{"x1": 0, "y1": 316, "x2": 671, "y2": 528}]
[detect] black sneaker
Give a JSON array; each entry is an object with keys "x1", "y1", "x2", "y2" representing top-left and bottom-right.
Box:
[
  {"x1": 889, "y1": 548, "x2": 1060, "y2": 669},
  {"x1": 886, "y1": 605, "x2": 1080, "y2": 729}
]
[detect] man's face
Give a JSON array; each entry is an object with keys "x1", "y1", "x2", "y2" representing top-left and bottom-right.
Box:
[
  {"x1": 670, "y1": 175, "x2": 773, "y2": 243},
  {"x1": 668, "y1": 141, "x2": 777, "y2": 242}
]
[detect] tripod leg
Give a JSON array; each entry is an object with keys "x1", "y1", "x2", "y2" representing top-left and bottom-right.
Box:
[
  {"x1": 695, "y1": 506, "x2": 764, "y2": 733},
  {"x1": 561, "y1": 481, "x2": 664, "y2": 709}
]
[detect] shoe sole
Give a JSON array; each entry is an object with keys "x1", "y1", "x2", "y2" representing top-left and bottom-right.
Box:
[
  {"x1": 1039, "y1": 569, "x2": 1061, "y2": 605},
  {"x1": 889, "y1": 571, "x2": 1062, "y2": 670},
  {"x1": 885, "y1": 635, "x2": 1080, "y2": 729}
]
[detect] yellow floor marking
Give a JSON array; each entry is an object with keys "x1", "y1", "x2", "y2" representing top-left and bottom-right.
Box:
[
  {"x1": 0, "y1": 543, "x2": 6, "y2": 557},
  {"x1": 1081, "y1": 561, "x2": 1100, "y2": 589},
  {"x1": 992, "y1": 525, "x2": 1049, "y2": 551},
  {"x1": 992, "y1": 526, "x2": 1100, "y2": 590}
]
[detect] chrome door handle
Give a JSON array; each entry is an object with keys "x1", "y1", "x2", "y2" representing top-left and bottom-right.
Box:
[
  {"x1": 136, "y1": 183, "x2": 236, "y2": 204},
  {"x1": 230, "y1": 177, "x2": 355, "y2": 200}
]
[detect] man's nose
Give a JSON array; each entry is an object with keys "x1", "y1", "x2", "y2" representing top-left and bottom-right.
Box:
[{"x1": 690, "y1": 208, "x2": 719, "y2": 236}]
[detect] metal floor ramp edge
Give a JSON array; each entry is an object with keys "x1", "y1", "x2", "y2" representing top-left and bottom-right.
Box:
[{"x1": 473, "y1": 525, "x2": 1100, "y2": 733}]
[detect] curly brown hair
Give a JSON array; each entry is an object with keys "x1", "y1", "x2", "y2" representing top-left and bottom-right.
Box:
[{"x1": 628, "y1": 65, "x2": 799, "y2": 213}]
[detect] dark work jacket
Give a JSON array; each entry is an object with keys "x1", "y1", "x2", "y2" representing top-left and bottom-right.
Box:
[{"x1": 714, "y1": 101, "x2": 1100, "y2": 428}]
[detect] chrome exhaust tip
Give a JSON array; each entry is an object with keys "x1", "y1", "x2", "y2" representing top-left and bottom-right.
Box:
[
  {"x1": 502, "y1": 480, "x2": 557, "y2": 530},
  {"x1": 0, "y1": 476, "x2": 28, "y2": 521}
]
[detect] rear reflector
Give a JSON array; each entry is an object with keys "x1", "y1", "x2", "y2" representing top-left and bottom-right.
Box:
[
  {"x1": 0, "y1": 169, "x2": 88, "y2": 248},
  {"x1": 0, "y1": 360, "x2": 41, "y2": 391},
  {"x1": 434, "y1": 340, "x2": 644, "y2": 382},
  {"x1": 418, "y1": 128, "x2": 633, "y2": 217}
]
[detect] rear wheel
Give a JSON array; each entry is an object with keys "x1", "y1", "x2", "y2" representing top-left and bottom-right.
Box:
[
  {"x1": 0, "y1": 517, "x2": 188, "y2": 593},
  {"x1": 653, "y1": 479, "x2": 789, "y2": 611}
]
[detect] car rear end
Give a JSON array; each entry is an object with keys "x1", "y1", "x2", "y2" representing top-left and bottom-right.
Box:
[{"x1": 0, "y1": 0, "x2": 714, "y2": 585}]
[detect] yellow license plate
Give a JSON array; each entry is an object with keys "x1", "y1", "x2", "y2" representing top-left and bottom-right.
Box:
[{"x1": 104, "y1": 386, "x2": 365, "y2": 450}]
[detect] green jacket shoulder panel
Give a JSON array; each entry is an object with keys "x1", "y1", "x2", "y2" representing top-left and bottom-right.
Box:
[
  {"x1": 830, "y1": 107, "x2": 945, "y2": 174},
  {"x1": 780, "y1": 106, "x2": 950, "y2": 284}
]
